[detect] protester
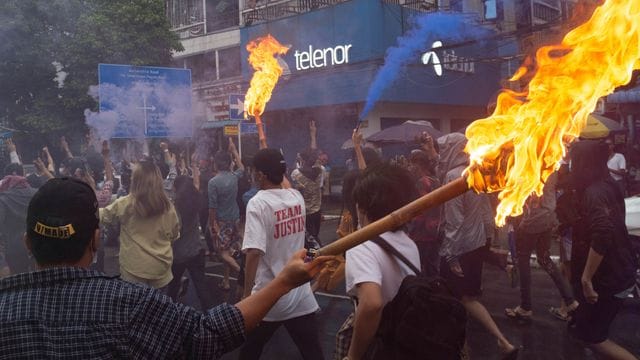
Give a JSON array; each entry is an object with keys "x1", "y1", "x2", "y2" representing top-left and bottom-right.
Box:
[
  {"x1": 0, "y1": 177, "x2": 332, "y2": 358},
  {"x1": 0, "y1": 161, "x2": 37, "y2": 275},
  {"x1": 240, "y1": 148, "x2": 324, "y2": 360},
  {"x1": 198, "y1": 157, "x2": 216, "y2": 255},
  {"x1": 336, "y1": 162, "x2": 421, "y2": 359},
  {"x1": 100, "y1": 160, "x2": 180, "y2": 288},
  {"x1": 209, "y1": 138, "x2": 244, "y2": 291},
  {"x1": 291, "y1": 120, "x2": 325, "y2": 244},
  {"x1": 438, "y1": 133, "x2": 518, "y2": 359},
  {"x1": 505, "y1": 172, "x2": 578, "y2": 321},
  {"x1": 166, "y1": 172, "x2": 214, "y2": 309},
  {"x1": 407, "y1": 143, "x2": 442, "y2": 276},
  {"x1": 607, "y1": 139, "x2": 627, "y2": 196},
  {"x1": 568, "y1": 140, "x2": 638, "y2": 360}
]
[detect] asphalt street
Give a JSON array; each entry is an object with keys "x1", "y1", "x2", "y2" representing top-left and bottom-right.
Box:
[{"x1": 104, "y1": 215, "x2": 640, "y2": 360}]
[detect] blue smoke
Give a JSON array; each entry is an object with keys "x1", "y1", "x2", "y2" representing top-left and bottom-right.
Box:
[{"x1": 360, "y1": 12, "x2": 492, "y2": 120}]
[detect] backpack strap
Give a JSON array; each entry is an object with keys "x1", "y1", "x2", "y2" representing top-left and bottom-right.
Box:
[{"x1": 372, "y1": 236, "x2": 421, "y2": 276}]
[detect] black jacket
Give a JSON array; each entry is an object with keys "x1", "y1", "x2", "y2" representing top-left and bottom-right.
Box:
[{"x1": 571, "y1": 141, "x2": 637, "y2": 296}]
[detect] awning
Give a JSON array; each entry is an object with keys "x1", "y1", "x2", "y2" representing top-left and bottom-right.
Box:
[{"x1": 580, "y1": 114, "x2": 625, "y2": 139}]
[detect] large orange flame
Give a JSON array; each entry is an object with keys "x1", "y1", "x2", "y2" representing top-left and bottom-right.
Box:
[
  {"x1": 244, "y1": 35, "x2": 289, "y2": 118},
  {"x1": 465, "y1": 0, "x2": 640, "y2": 226}
]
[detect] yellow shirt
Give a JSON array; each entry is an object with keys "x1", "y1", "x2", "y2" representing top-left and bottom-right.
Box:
[{"x1": 100, "y1": 195, "x2": 180, "y2": 286}]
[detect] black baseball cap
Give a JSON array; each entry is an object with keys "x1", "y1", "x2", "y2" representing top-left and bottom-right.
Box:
[
  {"x1": 253, "y1": 149, "x2": 287, "y2": 183},
  {"x1": 27, "y1": 178, "x2": 99, "y2": 243}
]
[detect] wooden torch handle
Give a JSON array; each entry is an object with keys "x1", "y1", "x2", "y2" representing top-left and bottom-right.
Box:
[{"x1": 315, "y1": 177, "x2": 470, "y2": 257}]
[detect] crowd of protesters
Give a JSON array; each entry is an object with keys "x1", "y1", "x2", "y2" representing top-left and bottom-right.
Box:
[{"x1": 0, "y1": 120, "x2": 638, "y2": 360}]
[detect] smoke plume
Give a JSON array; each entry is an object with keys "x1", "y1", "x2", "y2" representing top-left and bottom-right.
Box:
[{"x1": 360, "y1": 12, "x2": 492, "y2": 119}]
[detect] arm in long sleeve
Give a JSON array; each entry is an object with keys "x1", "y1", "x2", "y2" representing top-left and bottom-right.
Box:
[{"x1": 441, "y1": 191, "x2": 465, "y2": 265}]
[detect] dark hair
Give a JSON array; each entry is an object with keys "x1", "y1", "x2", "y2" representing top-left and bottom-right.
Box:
[
  {"x1": 174, "y1": 175, "x2": 199, "y2": 221},
  {"x1": 253, "y1": 148, "x2": 286, "y2": 185},
  {"x1": 362, "y1": 147, "x2": 382, "y2": 167},
  {"x1": 3, "y1": 163, "x2": 23, "y2": 177},
  {"x1": 409, "y1": 150, "x2": 436, "y2": 175},
  {"x1": 214, "y1": 151, "x2": 232, "y2": 171},
  {"x1": 352, "y1": 162, "x2": 416, "y2": 224},
  {"x1": 300, "y1": 147, "x2": 319, "y2": 165},
  {"x1": 27, "y1": 178, "x2": 99, "y2": 265}
]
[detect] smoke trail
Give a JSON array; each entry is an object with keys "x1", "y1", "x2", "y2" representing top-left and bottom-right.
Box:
[{"x1": 360, "y1": 12, "x2": 493, "y2": 119}]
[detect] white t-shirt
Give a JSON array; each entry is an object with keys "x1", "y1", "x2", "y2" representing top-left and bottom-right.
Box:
[
  {"x1": 242, "y1": 188, "x2": 319, "y2": 321},
  {"x1": 608, "y1": 153, "x2": 626, "y2": 181},
  {"x1": 345, "y1": 231, "x2": 420, "y2": 304}
]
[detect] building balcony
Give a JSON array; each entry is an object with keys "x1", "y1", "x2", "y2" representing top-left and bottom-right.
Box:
[{"x1": 242, "y1": 0, "x2": 350, "y2": 25}]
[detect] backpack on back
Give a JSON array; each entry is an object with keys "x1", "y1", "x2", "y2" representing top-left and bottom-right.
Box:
[{"x1": 369, "y1": 238, "x2": 467, "y2": 360}]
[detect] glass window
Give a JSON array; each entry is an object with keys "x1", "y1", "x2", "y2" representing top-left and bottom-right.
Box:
[
  {"x1": 185, "y1": 52, "x2": 217, "y2": 83},
  {"x1": 206, "y1": 0, "x2": 239, "y2": 32},
  {"x1": 218, "y1": 47, "x2": 241, "y2": 79}
]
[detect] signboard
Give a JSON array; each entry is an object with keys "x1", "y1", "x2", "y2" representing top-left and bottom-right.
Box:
[
  {"x1": 229, "y1": 94, "x2": 246, "y2": 120},
  {"x1": 240, "y1": 122, "x2": 257, "y2": 134},
  {"x1": 224, "y1": 125, "x2": 239, "y2": 136},
  {"x1": 97, "y1": 64, "x2": 193, "y2": 138}
]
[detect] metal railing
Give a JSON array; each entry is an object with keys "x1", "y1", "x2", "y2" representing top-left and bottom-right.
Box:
[
  {"x1": 382, "y1": 0, "x2": 438, "y2": 12},
  {"x1": 242, "y1": 0, "x2": 350, "y2": 25}
]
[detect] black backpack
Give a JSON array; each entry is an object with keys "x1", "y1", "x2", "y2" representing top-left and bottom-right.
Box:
[{"x1": 369, "y1": 237, "x2": 467, "y2": 360}]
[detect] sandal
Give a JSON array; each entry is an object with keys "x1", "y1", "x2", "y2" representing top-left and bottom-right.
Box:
[
  {"x1": 549, "y1": 306, "x2": 571, "y2": 321},
  {"x1": 505, "y1": 306, "x2": 532, "y2": 322}
]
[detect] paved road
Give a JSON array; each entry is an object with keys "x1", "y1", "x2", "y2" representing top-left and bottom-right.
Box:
[{"x1": 105, "y1": 216, "x2": 640, "y2": 359}]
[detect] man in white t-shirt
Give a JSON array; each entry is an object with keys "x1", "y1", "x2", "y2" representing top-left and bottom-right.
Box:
[
  {"x1": 341, "y1": 163, "x2": 421, "y2": 360},
  {"x1": 606, "y1": 140, "x2": 627, "y2": 196},
  {"x1": 240, "y1": 149, "x2": 323, "y2": 360}
]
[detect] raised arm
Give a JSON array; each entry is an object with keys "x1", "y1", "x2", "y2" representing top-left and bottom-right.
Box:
[
  {"x1": 6, "y1": 139, "x2": 20, "y2": 165},
  {"x1": 191, "y1": 154, "x2": 200, "y2": 191},
  {"x1": 352, "y1": 129, "x2": 366, "y2": 170},
  {"x1": 229, "y1": 138, "x2": 244, "y2": 172},
  {"x1": 309, "y1": 120, "x2": 317, "y2": 150},
  {"x1": 33, "y1": 158, "x2": 54, "y2": 180},
  {"x1": 60, "y1": 136, "x2": 73, "y2": 160},
  {"x1": 42, "y1": 147, "x2": 55, "y2": 172}
]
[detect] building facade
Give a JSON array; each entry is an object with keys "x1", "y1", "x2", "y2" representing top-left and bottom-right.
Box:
[{"x1": 167, "y1": 0, "x2": 578, "y2": 165}]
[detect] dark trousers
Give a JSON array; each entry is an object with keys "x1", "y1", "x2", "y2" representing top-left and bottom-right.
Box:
[
  {"x1": 515, "y1": 229, "x2": 575, "y2": 311},
  {"x1": 306, "y1": 211, "x2": 322, "y2": 240},
  {"x1": 199, "y1": 207, "x2": 215, "y2": 253},
  {"x1": 417, "y1": 240, "x2": 441, "y2": 277},
  {"x1": 239, "y1": 312, "x2": 324, "y2": 360},
  {"x1": 167, "y1": 252, "x2": 213, "y2": 309}
]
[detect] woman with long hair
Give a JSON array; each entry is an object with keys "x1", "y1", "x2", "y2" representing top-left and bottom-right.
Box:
[{"x1": 101, "y1": 160, "x2": 180, "y2": 289}]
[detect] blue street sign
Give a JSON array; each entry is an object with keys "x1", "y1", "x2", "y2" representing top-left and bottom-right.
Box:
[
  {"x1": 98, "y1": 64, "x2": 193, "y2": 138},
  {"x1": 240, "y1": 122, "x2": 265, "y2": 135},
  {"x1": 229, "y1": 94, "x2": 246, "y2": 121}
]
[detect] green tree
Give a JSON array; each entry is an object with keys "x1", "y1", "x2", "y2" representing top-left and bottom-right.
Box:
[{"x1": 0, "y1": 0, "x2": 183, "y2": 148}]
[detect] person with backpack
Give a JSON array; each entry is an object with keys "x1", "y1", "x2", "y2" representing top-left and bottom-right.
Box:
[
  {"x1": 438, "y1": 133, "x2": 518, "y2": 359},
  {"x1": 336, "y1": 163, "x2": 423, "y2": 359}
]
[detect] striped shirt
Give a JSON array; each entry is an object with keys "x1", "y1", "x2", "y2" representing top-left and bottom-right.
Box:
[{"x1": 0, "y1": 267, "x2": 245, "y2": 359}]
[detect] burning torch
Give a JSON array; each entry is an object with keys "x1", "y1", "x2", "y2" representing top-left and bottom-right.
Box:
[
  {"x1": 244, "y1": 35, "x2": 290, "y2": 149},
  {"x1": 309, "y1": 0, "x2": 640, "y2": 259}
]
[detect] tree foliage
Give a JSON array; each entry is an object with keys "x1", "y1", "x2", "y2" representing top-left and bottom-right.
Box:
[{"x1": 0, "y1": 0, "x2": 183, "y2": 139}]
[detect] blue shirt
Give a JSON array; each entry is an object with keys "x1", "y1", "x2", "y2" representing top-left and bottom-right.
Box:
[
  {"x1": 0, "y1": 267, "x2": 245, "y2": 359},
  {"x1": 208, "y1": 169, "x2": 244, "y2": 221}
]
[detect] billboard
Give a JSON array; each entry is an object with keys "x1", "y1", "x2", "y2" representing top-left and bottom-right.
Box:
[{"x1": 97, "y1": 64, "x2": 193, "y2": 138}]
